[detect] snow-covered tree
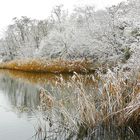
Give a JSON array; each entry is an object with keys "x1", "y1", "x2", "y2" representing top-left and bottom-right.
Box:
[{"x1": 1, "y1": 0, "x2": 140, "y2": 70}]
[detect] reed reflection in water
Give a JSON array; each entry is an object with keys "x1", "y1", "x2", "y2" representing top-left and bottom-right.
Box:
[{"x1": 0, "y1": 70, "x2": 139, "y2": 140}]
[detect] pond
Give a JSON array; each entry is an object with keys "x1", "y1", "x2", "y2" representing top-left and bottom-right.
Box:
[
  {"x1": 0, "y1": 70, "x2": 139, "y2": 140},
  {"x1": 0, "y1": 70, "x2": 41, "y2": 140},
  {"x1": 0, "y1": 70, "x2": 76, "y2": 140}
]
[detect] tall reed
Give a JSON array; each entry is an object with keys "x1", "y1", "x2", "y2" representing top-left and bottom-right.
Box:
[{"x1": 37, "y1": 69, "x2": 140, "y2": 139}]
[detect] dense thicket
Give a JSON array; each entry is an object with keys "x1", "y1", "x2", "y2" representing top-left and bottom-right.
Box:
[{"x1": 0, "y1": 0, "x2": 140, "y2": 69}]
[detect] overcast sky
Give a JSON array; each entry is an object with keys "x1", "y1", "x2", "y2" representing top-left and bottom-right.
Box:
[{"x1": 0, "y1": 0, "x2": 126, "y2": 35}]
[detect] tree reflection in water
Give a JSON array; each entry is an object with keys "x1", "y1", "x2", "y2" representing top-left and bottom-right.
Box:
[{"x1": 0, "y1": 70, "x2": 139, "y2": 140}]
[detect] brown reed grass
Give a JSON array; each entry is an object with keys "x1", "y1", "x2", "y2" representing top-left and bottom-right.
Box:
[
  {"x1": 39, "y1": 70, "x2": 140, "y2": 132},
  {"x1": 0, "y1": 58, "x2": 95, "y2": 73}
]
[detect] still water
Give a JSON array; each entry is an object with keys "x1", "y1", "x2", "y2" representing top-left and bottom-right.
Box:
[
  {"x1": 0, "y1": 70, "x2": 40, "y2": 140},
  {"x1": 0, "y1": 70, "x2": 82, "y2": 140},
  {"x1": 0, "y1": 70, "x2": 139, "y2": 140},
  {"x1": 0, "y1": 70, "x2": 62, "y2": 140}
]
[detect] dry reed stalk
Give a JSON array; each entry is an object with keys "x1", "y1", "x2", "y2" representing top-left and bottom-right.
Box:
[
  {"x1": 39, "y1": 89, "x2": 54, "y2": 110},
  {"x1": 38, "y1": 70, "x2": 140, "y2": 133}
]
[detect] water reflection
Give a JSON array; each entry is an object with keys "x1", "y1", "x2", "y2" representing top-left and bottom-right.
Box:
[
  {"x1": 0, "y1": 70, "x2": 77, "y2": 140},
  {"x1": 0, "y1": 69, "x2": 72, "y2": 85},
  {"x1": 0, "y1": 70, "x2": 139, "y2": 140},
  {"x1": 0, "y1": 73, "x2": 40, "y2": 110}
]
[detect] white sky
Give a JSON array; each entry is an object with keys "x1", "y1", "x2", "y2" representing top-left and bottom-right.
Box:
[{"x1": 0, "y1": 0, "x2": 126, "y2": 35}]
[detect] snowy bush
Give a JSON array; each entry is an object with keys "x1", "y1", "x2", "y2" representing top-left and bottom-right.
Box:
[{"x1": 1, "y1": 0, "x2": 140, "y2": 70}]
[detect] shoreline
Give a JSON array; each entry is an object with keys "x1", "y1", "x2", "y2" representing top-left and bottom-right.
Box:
[{"x1": 0, "y1": 58, "x2": 96, "y2": 74}]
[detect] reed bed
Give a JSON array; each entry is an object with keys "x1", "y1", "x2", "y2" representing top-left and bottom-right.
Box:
[{"x1": 37, "y1": 70, "x2": 140, "y2": 139}]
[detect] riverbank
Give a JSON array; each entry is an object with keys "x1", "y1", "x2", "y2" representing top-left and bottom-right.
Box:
[
  {"x1": 0, "y1": 58, "x2": 96, "y2": 73},
  {"x1": 0, "y1": 68, "x2": 139, "y2": 139},
  {"x1": 0, "y1": 64, "x2": 139, "y2": 139}
]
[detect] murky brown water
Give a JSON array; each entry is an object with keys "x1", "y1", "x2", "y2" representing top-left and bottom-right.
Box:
[{"x1": 0, "y1": 70, "x2": 139, "y2": 140}]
